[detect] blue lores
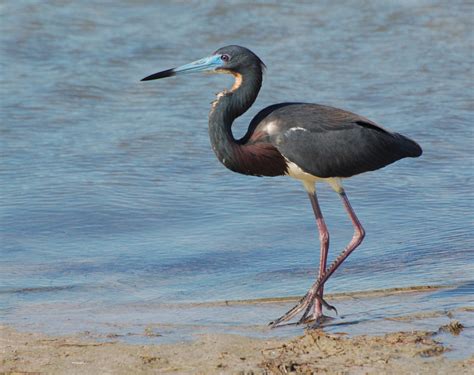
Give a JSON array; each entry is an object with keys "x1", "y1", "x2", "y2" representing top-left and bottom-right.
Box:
[{"x1": 173, "y1": 55, "x2": 224, "y2": 74}]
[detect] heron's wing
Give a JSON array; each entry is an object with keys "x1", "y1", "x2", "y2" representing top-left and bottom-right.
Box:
[{"x1": 260, "y1": 103, "x2": 421, "y2": 178}]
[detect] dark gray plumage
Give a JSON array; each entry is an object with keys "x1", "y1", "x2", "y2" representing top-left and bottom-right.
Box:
[
  {"x1": 141, "y1": 45, "x2": 423, "y2": 328},
  {"x1": 248, "y1": 103, "x2": 422, "y2": 178}
]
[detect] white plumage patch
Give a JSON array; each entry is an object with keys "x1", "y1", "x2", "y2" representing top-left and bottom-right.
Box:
[
  {"x1": 262, "y1": 121, "x2": 279, "y2": 135},
  {"x1": 286, "y1": 127, "x2": 308, "y2": 134},
  {"x1": 211, "y1": 90, "x2": 228, "y2": 111},
  {"x1": 285, "y1": 159, "x2": 343, "y2": 194}
]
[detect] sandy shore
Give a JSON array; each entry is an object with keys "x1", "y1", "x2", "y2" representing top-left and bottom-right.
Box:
[
  {"x1": 1, "y1": 319, "x2": 472, "y2": 374},
  {"x1": 2, "y1": 287, "x2": 473, "y2": 374}
]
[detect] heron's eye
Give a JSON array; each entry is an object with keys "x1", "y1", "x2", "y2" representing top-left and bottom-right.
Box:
[{"x1": 221, "y1": 54, "x2": 230, "y2": 62}]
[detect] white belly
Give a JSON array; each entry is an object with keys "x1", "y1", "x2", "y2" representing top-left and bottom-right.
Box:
[{"x1": 285, "y1": 159, "x2": 343, "y2": 194}]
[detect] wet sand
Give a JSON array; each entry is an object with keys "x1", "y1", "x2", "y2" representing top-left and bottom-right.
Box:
[
  {"x1": 1, "y1": 286, "x2": 473, "y2": 374},
  {"x1": 1, "y1": 320, "x2": 472, "y2": 374}
]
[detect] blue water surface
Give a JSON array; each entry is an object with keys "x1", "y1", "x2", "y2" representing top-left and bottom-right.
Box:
[{"x1": 1, "y1": 0, "x2": 473, "y2": 334}]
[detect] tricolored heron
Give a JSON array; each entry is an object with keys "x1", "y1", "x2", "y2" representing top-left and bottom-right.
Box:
[{"x1": 141, "y1": 45, "x2": 422, "y2": 327}]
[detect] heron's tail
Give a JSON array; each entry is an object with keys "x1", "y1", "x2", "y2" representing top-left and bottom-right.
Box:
[{"x1": 394, "y1": 133, "x2": 423, "y2": 158}]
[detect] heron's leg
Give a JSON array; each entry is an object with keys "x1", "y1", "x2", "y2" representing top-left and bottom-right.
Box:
[
  {"x1": 269, "y1": 188, "x2": 335, "y2": 328},
  {"x1": 307, "y1": 191, "x2": 329, "y2": 321},
  {"x1": 317, "y1": 190, "x2": 365, "y2": 288},
  {"x1": 297, "y1": 190, "x2": 365, "y2": 325},
  {"x1": 270, "y1": 190, "x2": 364, "y2": 328}
]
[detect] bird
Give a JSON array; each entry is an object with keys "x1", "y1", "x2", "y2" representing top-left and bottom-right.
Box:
[{"x1": 141, "y1": 45, "x2": 422, "y2": 328}]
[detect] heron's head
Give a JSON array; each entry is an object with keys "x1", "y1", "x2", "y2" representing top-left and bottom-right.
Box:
[{"x1": 141, "y1": 45, "x2": 265, "y2": 82}]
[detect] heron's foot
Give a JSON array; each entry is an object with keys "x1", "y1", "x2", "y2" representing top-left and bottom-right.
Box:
[
  {"x1": 299, "y1": 313, "x2": 335, "y2": 327},
  {"x1": 268, "y1": 291, "x2": 337, "y2": 329}
]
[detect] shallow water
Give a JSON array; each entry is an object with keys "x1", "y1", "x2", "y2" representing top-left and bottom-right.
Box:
[{"x1": 1, "y1": 0, "x2": 473, "y2": 345}]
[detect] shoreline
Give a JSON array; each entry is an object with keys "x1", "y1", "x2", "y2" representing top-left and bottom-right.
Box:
[
  {"x1": 1, "y1": 285, "x2": 473, "y2": 374},
  {"x1": 0, "y1": 286, "x2": 474, "y2": 375},
  {"x1": 167, "y1": 284, "x2": 450, "y2": 307},
  {"x1": 1, "y1": 318, "x2": 472, "y2": 374}
]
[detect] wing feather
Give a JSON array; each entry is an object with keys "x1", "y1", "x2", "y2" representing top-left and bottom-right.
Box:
[{"x1": 250, "y1": 103, "x2": 422, "y2": 178}]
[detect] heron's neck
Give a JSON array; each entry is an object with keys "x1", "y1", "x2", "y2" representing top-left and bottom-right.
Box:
[{"x1": 208, "y1": 68, "x2": 262, "y2": 173}]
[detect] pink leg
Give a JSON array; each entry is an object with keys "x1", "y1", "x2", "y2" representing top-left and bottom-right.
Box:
[
  {"x1": 270, "y1": 190, "x2": 365, "y2": 328},
  {"x1": 307, "y1": 192, "x2": 329, "y2": 321},
  {"x1": 318, "y1": 191, "x2": 365, "y2": 286}
]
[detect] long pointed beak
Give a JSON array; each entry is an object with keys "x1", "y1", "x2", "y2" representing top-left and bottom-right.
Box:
[{"x1": 141, "y1": 55, "x2": 223, "y2": 81}]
